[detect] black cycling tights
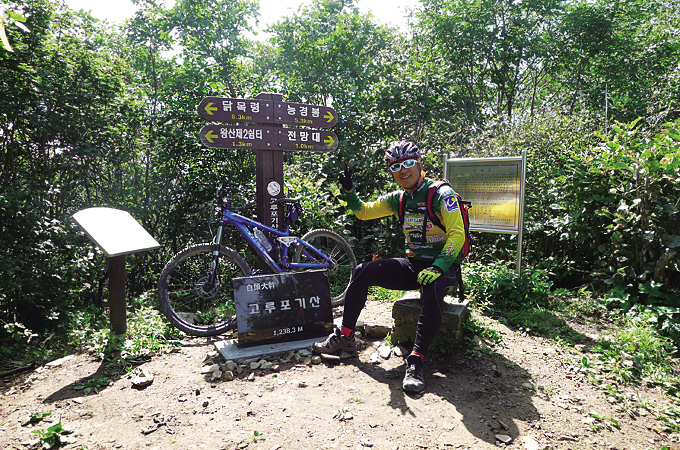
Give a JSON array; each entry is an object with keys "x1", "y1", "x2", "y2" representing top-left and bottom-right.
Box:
[{"x1": 341, "y1": 258, "x2": 460, "y2": 356}]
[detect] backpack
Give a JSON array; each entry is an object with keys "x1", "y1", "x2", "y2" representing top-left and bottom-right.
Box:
[{"x1": 398, "y1": 180, "x2": 472, "y2": 300}]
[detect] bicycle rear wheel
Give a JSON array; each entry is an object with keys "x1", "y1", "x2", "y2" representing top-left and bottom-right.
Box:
[
  {"x1": 158, "y1": 244, "x2": 250, "y2": 336},
  {"x1": 293, "y1": 229, "x2": 357, "y2": 306}
]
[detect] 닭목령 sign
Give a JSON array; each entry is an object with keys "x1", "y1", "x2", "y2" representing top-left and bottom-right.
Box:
[{"x1": 232, "y1": 270, "x2": 333, "y2": 347}]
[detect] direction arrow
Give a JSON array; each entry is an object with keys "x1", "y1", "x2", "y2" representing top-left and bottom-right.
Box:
[
  {"x1": 204, "y1": 129, "x2": 218, "y2": 143},
  {"x1": 204, "y1": 102, "x2": 218, "y2": 116}
]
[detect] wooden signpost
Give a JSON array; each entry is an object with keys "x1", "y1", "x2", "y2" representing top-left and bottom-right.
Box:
[
  {"x1": 197, "y1": 92, "x2": 338, "y2": 236},
  {"x1": 197, "y1": 93, "x2": 338, "y2": 354}
]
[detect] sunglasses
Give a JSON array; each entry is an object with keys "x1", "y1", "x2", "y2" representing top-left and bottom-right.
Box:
[{"x1": 388, "y1": 159, "x2": 418, "y2": 173}]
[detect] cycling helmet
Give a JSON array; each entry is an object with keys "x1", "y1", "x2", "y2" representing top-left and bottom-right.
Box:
[{"x1": 384, "y1": 141, "x2": 420, "y2": 166}]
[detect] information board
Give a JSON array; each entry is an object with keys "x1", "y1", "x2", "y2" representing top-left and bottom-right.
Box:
[
  {"x1": 444, "y1": 155, "x2": 526, "y2": 234},
  {"x1": 73, "y1": 207, "x2": 160, "y2": 257},
  {"x1": 444, "y1": 152, "x2": 527, "y2": 272},
  {"x1": 232, "y1": 270, "x2": 333, "y2": 347}
]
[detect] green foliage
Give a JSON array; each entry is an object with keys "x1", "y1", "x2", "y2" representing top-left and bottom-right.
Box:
[
  {"x1": 31, "y1": 422, "x2": 76, "y2": 449},
  {"x1": 1, "y1": 0, "x2": 680, "y2": 365},
  {"x1": 73, "y1": 376, "x2": 110, "y2": 396},
  {"x1": 465, "y1": 262, "x2": 553, "y2": 310},
  {"x1": 367, "y1": 286, "x2": 407, "y2": 304},
  {"x1": 21, "y1": 412, "x2": 51, "y2": 427}
]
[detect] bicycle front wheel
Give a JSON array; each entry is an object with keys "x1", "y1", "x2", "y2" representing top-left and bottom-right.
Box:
[
  {"x1": 293, "y1": 229, "x2": 357, "y2": 306},
  {"x1": 158, "y1": 244, "x2": 251, "y2": 336}
]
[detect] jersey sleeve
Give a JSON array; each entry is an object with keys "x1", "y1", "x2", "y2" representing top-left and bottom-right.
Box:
[
  {"x1": 432, "y1": 187, "x2": 466, "y2": 272},
  {"x1": 345, "y1": 190, "x2": 398, "y2": 221}
]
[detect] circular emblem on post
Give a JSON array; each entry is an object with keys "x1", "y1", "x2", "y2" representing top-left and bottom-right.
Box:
[{"x1": 267, "y1": 181, "x2": 281, "y2": 196}]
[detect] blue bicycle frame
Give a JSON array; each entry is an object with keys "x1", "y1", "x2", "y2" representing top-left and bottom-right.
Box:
[{"x1": 214, "y1": 202, "x2": 333, "y2": 275}]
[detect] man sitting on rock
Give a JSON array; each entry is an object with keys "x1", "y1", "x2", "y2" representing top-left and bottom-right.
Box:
[{"x1": 312, "y1": 141, "x2": 466, "y2": 394}]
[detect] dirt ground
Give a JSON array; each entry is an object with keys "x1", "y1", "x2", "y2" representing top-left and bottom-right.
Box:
[{"x1": 1, "y1": 300, "x2": 678, "y2": 450}]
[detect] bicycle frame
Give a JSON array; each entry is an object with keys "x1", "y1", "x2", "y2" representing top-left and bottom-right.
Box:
[{"x1": 214, "y1": 204, "x2": 334, "y2": 276}]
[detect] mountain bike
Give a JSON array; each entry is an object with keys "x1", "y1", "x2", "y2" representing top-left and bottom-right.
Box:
[{"x1": 158, "y1": 180, "x2": 357, "y2": 336}]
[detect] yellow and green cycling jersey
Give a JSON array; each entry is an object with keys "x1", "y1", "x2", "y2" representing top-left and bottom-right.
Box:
[{"x1": 345, "y1": 178, "x2": 466, "y2": 272}]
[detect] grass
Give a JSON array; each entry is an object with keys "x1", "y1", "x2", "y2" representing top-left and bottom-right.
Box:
[{"x1": 367, "y1": 286, "x2": 407, "y2": 303}]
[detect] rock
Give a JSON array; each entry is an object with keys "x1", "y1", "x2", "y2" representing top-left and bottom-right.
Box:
[
  {"x1": 359, "y1": 437, "x2": 374, "y2": 447},
  {"x1": 222, "y1": 371, "x2": 234, "y2": 381},
  {"x1": 260, "y1": 361, "x2": 273, "y2": 370},
  {"x1": 271, "y1": 364, "x2": 281, "y2": 372},
  {"x1": 472, "y1": 335, "x2": 487, "y2": 350},
  {"x1": 495, "y1": 434, "x2": 512, "y2": 444},
  {"x1": 247, "y1": 373, "x2": 255, "y2": 381},
  {"x1": 250, "y1": 362, "x2": 260, "y2": 370},
  {"x1": 364, "y1": 325, "x2": 391, "y2": 339},
  {"x1": 201, "y1": 364, "x2": 220, "y2": 374},
  {"x1": 378, "y1": 345, "x2": 392, "y2": 360},
  {"x1": 392, "y1": 346, "x2": 407, "y2": 357},
  {"x1": 311, "y1": 355, "x2": 322, "y2": 365},
  {"x1": 369, "y1": 353, "x2": 380, "y2": 364},
  {"x1": 211, "y1": 370, "x2": 222, "y2": 381},
  {"x1": 224, "y1": 361, "x2": 238, "y2": 371},
  {"x1": 522, "y1": 435, "x2": 541, "y2": 450},
  {"x1": 131, "y1": 370, "x2": 154, "y2": 388},
  {"x1": 176, "y1": 312, "x2": 198, "y2": 324}
]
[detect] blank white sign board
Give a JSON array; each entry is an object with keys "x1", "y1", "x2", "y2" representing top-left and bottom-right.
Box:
[{"x1": 73, "y1": 207, "x2": 160, "y2": 257}]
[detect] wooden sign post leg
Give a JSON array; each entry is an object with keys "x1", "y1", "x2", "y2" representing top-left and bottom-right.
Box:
[
  {"x1": 108, "y1": 255, "x2": 127, "y2": 336},
  {"x1": 254, "y1": 93, "x2": 285, "y2": 269}
]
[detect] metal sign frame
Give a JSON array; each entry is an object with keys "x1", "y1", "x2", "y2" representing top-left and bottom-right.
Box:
[{"x1": 444, "y1": 151, "x2": 527, "y2": 272}]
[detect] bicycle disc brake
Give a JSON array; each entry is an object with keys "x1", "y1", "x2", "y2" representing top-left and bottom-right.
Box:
[{"x1": 195, "y1": 276, "x2": 220, "y2": 299}]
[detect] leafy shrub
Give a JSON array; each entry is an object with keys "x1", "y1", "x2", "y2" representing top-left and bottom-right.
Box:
[{"x1": 464, "y1": 262, "x2": 553, "y2": 310}]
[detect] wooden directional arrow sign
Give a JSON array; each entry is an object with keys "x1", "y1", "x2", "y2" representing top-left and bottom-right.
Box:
[
  {"x1": 274, "y1": 128, "x2": 338, "y2": 151},
  {"x1": 198, "y1": 97, "x2": 274, "y2": 123},
  {"x1": 198, "y1": 97, "x2": 337, "y2": 129},
  {"x1": 274, "y1": 101, "x2": 337, "y2": 128},
  {"x1": 199, "y1": 125, "x2": 337, "y2": 152},
  {"x1": 199, "y1": 125, "x2": 274, "y2": 149}
]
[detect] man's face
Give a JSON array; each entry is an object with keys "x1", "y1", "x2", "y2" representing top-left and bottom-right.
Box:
[{"x1": 390, "y1": 158, "x2": 421, "y2": 190}]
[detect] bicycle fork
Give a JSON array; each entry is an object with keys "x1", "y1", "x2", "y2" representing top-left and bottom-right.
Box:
[{"x1": 206, "y1": 223, "x2": 225, "y2": 289}]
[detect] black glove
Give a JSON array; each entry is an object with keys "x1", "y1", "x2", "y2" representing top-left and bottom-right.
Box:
[{"x1": 338, "y1": 163, "x2": 353, "y2": 192}]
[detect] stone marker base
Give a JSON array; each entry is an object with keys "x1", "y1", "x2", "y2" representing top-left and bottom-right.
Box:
[
  {"x1": 391, "y1": 291, "x2": 469, "y2": 346},
  {"x1": 215, "y1": 337, "x2": 321, "y2": 362}
]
